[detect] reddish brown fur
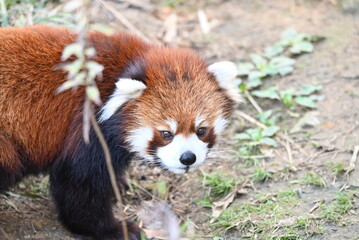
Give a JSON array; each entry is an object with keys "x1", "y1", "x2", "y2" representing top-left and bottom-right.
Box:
[
  {"x1": 0, "y1": 25, "x2": 233, "y2": 173},
  {"x1": 121, "y1": 48, "x2": 233, "y2": 139},
  {"x1": 0, "y1": 25, "x2": 235, "y2": 239},
  {"x1": 0, "y1": 25, "x2": 150, "y2": 171}
]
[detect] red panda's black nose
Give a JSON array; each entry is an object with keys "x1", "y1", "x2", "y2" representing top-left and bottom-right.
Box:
[{"x1": 180, "y1": 151, "x2": 196, "y2": 165}]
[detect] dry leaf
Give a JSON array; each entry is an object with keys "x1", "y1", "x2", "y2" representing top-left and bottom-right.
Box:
[{"x1": 210, "y1": 183, "x2": 246, "y2": 223}]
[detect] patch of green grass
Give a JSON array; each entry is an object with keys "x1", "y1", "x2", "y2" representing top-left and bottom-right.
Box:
[
  {"x1": 203, "y1": 172, "x2": 237, "y2": 198},
  {"x1": 212, "y1": 190, "x2": 300, "y2": 234},
  {"x1": 291, "y1": 172, "x2": 325, "y2": 187},
  {"x1": 4, "y1": 0, "x2": 77, "y2": 27},
  {"x1": 304, "y1": 131, "x2": 313, "y2": 139},
  {"x1": 302, "y1": 172, "x2": 325, "y2": 187},
  {"x1": 236, "y1": 145, "x2": 263, "y2": 166},
  {"x1": 210, "y1": 189, "x2": 327, "y2": 239},
  {"x1": 268, "y1": 235, "x2": 303, "y2": 240},
  {"x1": 325, "y1": 161, "x2": 346, "y2": 176},
  {"x1": 251, "y1": 168, "x2": 272, "y2": 182},
  {"x1": 320, "y1": 191, "x2": 355, "y2": 222},
  {"x1": 17, "y1": 176, "x2": 49, "y2": 198},
  {"x1": 211, "y1": 209, "x2": 239, "y2": 228},
  {"x1": 196, "y1": 194, "x2": 213, "y2": 208}
]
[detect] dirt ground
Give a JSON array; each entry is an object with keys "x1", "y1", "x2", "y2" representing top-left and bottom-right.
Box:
[{"x1": 1, "y1": 0, "x2": 359, "y2": 239}]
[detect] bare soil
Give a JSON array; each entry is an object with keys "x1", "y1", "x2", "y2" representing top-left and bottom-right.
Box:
[{"x1": 1, "y1": 0, "x2": 359, "y2": 239}]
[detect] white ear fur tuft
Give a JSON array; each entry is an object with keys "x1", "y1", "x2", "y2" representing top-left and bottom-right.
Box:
[
  {"x1": 99, "y1": 78, "x2": 146, "y2": 122},
  {"x1": 208, "y1": 61, "x2": 243, "y2": 103},
  {"x1": 115, "y1": 78, "x2": 147, "y2": 95}
]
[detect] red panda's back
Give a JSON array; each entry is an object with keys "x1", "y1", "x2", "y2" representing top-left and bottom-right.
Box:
[
  {"x1": 0, "y1": 26, "x2": 80, "y2": 167},
  {"x1": 0, "y1": 25, "x2": 152, "y2": 169}
]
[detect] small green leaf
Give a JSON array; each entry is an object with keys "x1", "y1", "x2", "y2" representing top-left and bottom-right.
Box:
[
  {"x1": 260, "y1": 137, "x2": 278, "y2": 147},
  {"x1": 180, "y1": 220, "x2": 189, "y2": 232},
  {"x1": 252, "y1": 87, "x2": 280, "y2": 100},
  {"x1": 270, "y1": 56, "x2": 296, "y2": 68},
  {"x1": 246, "y1": 128, "x2": 263, "y2": 141},
  {"x1": 280, "y1": 88, "x2": 296, "y2": 107},
  {"x1": 310, "y1": 95, "x2": 325, "y2": 101},
  {"x1": 239, "y1": 83, "x2": 247, "y2": 92},
  {"x1": 290, "y1": 41, "x2": 314, "y2": 54},
  {"x1": 235, "y1": 133, "x2": 251, "y2": 140},
  {"x1": 299, "y1": 85, "x2": 323, "y2": 95},
  {"x1": 238, "y1": 62, "x2": 255, "y2": 76},
  {"x1": 294, "y1": 96, "x2": 317, "y2": 108},
  {"x1": 264, "y1": 44, "x2": 285, "y2": 58},
  {"x1": 281, "y1": 28, "x2": 298, "y2": 41},
  {"x1": 262, "y1": 65, "x2": 279, "y2": 76},
  {"x1": 250, "y1": 54, "x2": 268, "y2": 68},
  {"x1": 257, "y1": 110, "x2": 273, "y2": 124},
  {"x1": 278, "y1": 66, "x2": 294, "y2": 76},
  {"x1": 247, "y1": 77, "x2": 263, "y2": 89},
  {"x1": 263, "y1": 126, "x2": 280, "y2": 137},
  {"x1": 248, "y1": 71, "x2": 267, "y2": 81},
  {"x1": 260, "y1": 112, "x2": 278, "y2": 126},
  {"x1": 157, "y1": 180, "x2": 168, "y2": 199}
]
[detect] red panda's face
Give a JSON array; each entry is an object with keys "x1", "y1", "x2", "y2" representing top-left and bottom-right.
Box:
[{"x1": 99, "y1": 48, "x2": 240, "y2": 174}]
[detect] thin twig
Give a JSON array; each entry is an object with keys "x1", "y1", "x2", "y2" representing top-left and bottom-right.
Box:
[
  {"x1": 235, "y1": 110, "x2": 267, "y2": 129},
  {"x1": 280, "y1": 133, "x2": 308, "y2": 156},
  {"x1": 309, "y1": 201, "x2": 323, "y2": 213},
  {"x1": 22, "y1": 202, "x2": 51, "y2": 218},
  {"x1": 96, "y1": 0, "x2": 151, "y2": 42},
  {"x1": 283, "y1": 132, "x2": 294, "y2": 168},
  {"x1": 347, "y1": 145, "x2": 359, "y2": 175},
  {"x1": 245, "y1": 90, "x2": 263, "y2": 113},
  {"x1": 90, "y1": 106, "x2": 129, "y2": 240}
]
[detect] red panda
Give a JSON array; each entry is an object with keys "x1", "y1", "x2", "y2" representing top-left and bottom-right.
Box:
[{"x1": 0, "y1": 25, "x2": 240, "y2": 239}]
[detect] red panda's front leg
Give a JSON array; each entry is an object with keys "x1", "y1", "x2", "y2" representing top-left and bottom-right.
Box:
[
  {"x1": 0, "y1": 134, "x2": 24, "y2": 192},
  {"x1": 49, "y1": 127, "x2": 141, "y2": 240}
]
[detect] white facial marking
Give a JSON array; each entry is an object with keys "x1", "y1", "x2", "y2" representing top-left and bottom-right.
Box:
[
  {"x1": 195, "y1": 115, "x2": 206, "y2": 128},
  {"x1": 156, "y1": 119, "x2": 178, "y2": 133},
  {"x1": 157, "y1": 133, "x2": 208, "y2": 174},
  {"x1": 156, "y1": 126, "x2": 168, "y2": 131},
  {"x1": 99, "y1": 78, "x2": 146, "y2": 122},
  {"x1": 127, "y1": 126, "x2": 153, "y2": 160},
  {"x1": 166, "y1": 119, "x2": 178, "y2": 133},
  {"x1": 208, "y1": 61, "x2": 243, "y2": 103},
  {"x1": 214, "y1": 115, "x2": 228, "y2": 135}
]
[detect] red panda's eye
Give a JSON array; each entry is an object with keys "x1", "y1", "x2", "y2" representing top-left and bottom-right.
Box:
[
  {"x1": 196, "y1": 127, "x2": 207, "y2": 138},
  {"x1": 161, "y1": 131, "x2": 173, "y2": 140}
]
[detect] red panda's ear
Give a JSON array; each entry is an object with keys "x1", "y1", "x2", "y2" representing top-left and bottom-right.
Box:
[
  {"x1": 99, "y1": 78, "x2": 146, "y2": 122},
  {"x1": 208, "y1": 61, "x2": 243, "y2": 103}
]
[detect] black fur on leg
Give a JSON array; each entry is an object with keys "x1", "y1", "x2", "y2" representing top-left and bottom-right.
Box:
[
  {"x1": 0, "y1": 166, "x2": 20, "y2": 193},
  {"x1": 50, "y1": 117, "x2": 140, "y2": 240}
]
